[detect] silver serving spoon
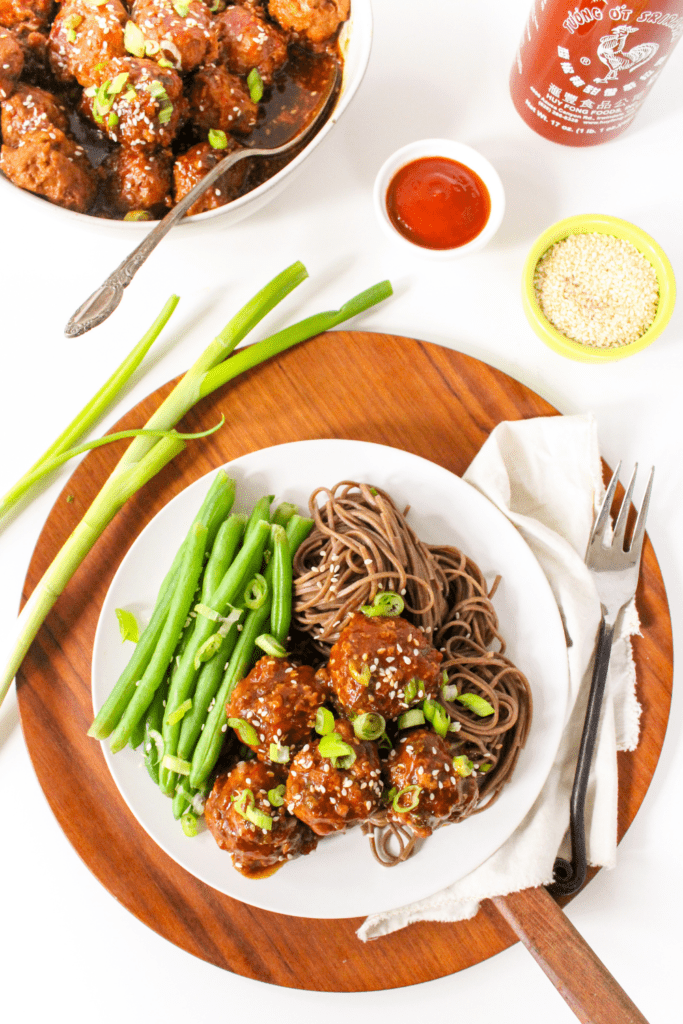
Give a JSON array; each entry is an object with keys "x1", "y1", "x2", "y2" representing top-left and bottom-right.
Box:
[{"x1": 65, "y1": 63, "x2": 340, "y2": 338}]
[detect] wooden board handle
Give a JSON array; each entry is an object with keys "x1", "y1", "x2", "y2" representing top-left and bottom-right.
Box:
[{"x1": 490, "y1": 887, "x2": 649, "y2": 1024}]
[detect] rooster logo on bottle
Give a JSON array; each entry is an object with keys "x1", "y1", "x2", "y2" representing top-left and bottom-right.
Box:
[{"x1": 595, "y1": 26, "x2": 659, "y2": 82}]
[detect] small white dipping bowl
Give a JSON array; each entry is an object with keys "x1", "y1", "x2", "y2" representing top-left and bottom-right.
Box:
[{"x1": 373, "y1": 138, "x2": 505, "y2": 259}]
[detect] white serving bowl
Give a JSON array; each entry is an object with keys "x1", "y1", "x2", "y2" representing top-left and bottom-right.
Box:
[
  {"x1": 0, "y1": 0, "x2": 372, "y2": 231},
  {"x1": 373, "y1": 138, "x2": 505, "y2": 259}
]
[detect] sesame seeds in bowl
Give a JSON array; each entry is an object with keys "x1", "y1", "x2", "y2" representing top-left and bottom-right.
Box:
[{"x1": 522, "y1": 214, "x2": 676, "y2": 362}]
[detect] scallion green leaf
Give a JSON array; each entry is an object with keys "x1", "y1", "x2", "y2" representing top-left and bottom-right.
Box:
[
  {"x1": 397, "y1": 708, "x2": 425, "y2": 729},
  {"x1": 455, "y1": 692, "x2": 495, "y2": 717},
  {"x1": 453, "y1": 755, "x2": 474, "y2": 777},
  {"x1": 353, "y1": 712, "x2": 385, "y2": 741},
  {"x1": 360, "y1": 591, "x2": 404, "y2": 618},
  {"x1": 255, "y1": 633, "x2": 287, "y2": 657},
  {"x1": 115, "y1": 607, "x2": 140, "y2": 643},
  {"x1": 247, "y1": 67, "x2": 263, "y2": 103},
  {"x1": 227, "y1": 716, "x2": 259, "y2": 746},
  {"x1": 161, "y1": 753, "x2": 191, "y2": 775},
  {"x1": 314, "y1": 707, "x2": 334, "y2": 735},
  {"x1": 392, "y1": 785, "x2": 421, "y2": 814}
]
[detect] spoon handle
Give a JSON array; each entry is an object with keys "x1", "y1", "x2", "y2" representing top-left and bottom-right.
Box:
[
  {"x1": 63, "y1": 146, "x2": 266, "y2": 338},
  {"x1": 64, "y1": 62, "x2": 340, "y2": 338}
]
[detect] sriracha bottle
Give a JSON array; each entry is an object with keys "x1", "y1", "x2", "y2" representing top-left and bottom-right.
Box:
[{"x1": 510, "y1": 1, "x2": 683, "y2": 146}]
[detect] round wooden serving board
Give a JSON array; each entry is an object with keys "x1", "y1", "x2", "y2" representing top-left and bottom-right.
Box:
[{"x1": 16, "y1": 332, "x2": 672, "y2": 992}]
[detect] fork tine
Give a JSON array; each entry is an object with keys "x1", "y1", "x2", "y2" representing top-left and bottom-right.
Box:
[
  {"x1": 613, "y1": 464, "x2": 638, "y2": 549},
  {"x1": 590, "y1": 461, "x2": 621, "y2": 547},
  {"x1": 628, "y1": 465, "x2": 654, "y2": 555}
]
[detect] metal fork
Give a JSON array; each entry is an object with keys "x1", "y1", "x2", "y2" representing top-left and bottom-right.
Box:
[{"x1": 548, "y1": 462, "x2": 654, "y2": 898}]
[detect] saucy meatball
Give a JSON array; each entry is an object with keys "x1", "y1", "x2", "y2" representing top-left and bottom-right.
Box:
[
  {"x1": 319, "y1": 611, "x2": 444, "y2": 722},
  {"x1": 0, "y1": 0, "x2": 52, "y2": 34},
  {"x1": 267, "y1": 0, "x2": 349, "y2": 45},
  {"x1": 0, "y1": 28, "x2": 23, "y2": 98},
  {"x1": 1, "y1": 82, "x2": 68, "y2": 145},
  {"x1": 0, "y1": 125, "x2": 97, "y2": 211},
  {"x1": 131, "y1": 0, "x2": 218, "y2": 74},
  {"x1": 384, "y1": 729, "x2": 479, "y2": 838},
  {"x1": 47, "y1": 0, "x2": 127, "y2": 86},
  {"x1": 204, "y1": 759, "x2": 317, "y2": 877},
  {"x1": 173, "y1": 138, "x2": 246, "y2": 214},
  {"x1": 101, "y1": 145, "x2": 172, "y2": 214},
  {"x1": 286, "y1": 719, "x2": 383, "y2": 835},
  {"x1": 227, "y1": 656, "x2": 328, "y2": 765},
  {"x1": 80, "y1": 57, "x2": 186, "y2": 149},
  {"x1": 188, "y1": 64, "x2": 258, "y2": 135},
  {"x1": 215, "y1": 3, "x2": 287, "y2": 84}
]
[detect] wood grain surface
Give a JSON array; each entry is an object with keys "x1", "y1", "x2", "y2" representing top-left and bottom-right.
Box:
[{"x1": 15, "y1": 331, "x2": 673, "y2": 992}]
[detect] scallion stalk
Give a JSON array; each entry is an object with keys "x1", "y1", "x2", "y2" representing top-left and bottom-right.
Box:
[
  {"x1": 0, "y1": 295, "x2": 179, "y2": 524},
  {"x1": 0, "y1": 269, "x2": 393, "y2": 713}
]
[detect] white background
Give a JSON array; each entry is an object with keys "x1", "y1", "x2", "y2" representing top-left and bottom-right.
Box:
[{"x1": 1, "y1": 1, "x2": 681, "y2": 1022}]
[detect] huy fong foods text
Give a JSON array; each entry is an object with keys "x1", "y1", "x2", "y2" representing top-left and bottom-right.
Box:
[{"x1": 510, "y1": 1, "x2": 683, "y2": 146}]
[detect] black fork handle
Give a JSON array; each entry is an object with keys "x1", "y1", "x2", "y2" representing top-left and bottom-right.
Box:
[{"x1": 548, "y1": 614, "x2": 615, "y2": 898}]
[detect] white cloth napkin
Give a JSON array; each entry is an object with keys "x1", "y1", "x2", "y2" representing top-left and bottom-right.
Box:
[{"x1": 358, "y1": 412, "x2": 641, "y2": 940}]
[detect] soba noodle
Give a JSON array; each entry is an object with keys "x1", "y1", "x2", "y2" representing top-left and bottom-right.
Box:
[{"x1": 292, "y1": 481, "x2": 533, "y2": 862}]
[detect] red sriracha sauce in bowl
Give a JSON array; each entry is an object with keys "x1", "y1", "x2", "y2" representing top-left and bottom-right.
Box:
[{"x1": 374, "y1": 139, "x2": 505, "y2": 258}]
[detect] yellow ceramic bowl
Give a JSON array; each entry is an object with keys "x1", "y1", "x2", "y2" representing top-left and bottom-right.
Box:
[{"x1": 522, "y1": 214, "x2": 676, "y2": 362}]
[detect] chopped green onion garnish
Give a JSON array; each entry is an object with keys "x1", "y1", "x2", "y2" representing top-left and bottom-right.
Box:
[
  {"x1": 392, "y1": 785, "x2": 421, "y2": 814},
  {"x1": 115, "y1": 607, "x2": 139, "y2": 643},
  {"x1": 145, "y1": 38, "x2": 160, "y2": 55},
  {"x1": 180, "y1": 811, "x2": 198, "y2": 837},
  {"x1": 110, "y1": 71, "x2": 130, "y2": 95},
  {"x1": 193, "y1": 631, "x2": 223, "y2": 668},
  {"x1": 147, "y1": 80, "x2": 168, "y2": 99},
  {"x1": 478, "y1": 762, "x2": 492, "y2": 773},
  {"x1": 255, "y1": 633, "x2": 287, "y2": 657},
  {"x1": 315, "y1": 706, "x2": 335, "y2": 735},
  {"x1": 157, "y1": 101, "x2": 174, "y2": 124},
  {"x1": 397, "y1": 708, "x2": 425, "y2": 729},
  {"x1": 208, "y1": 128, "x2": 228, "y2": 149},
  {"x1": 108, "y1": 111, "x2": 118, "y2": 128},
  {"x1": 227, "y1": 716, "x2": 259, "y2": 746},
  {"x1": 161, "y1": 754, "x2": 191, "y2": 775},
  {"x1": 441, "y1": 682, "x2": 459, "y2": 702},
  {"x1": 423, "y1": 698, "x2": 450, "y2": 738},
  {"x1": 267, "y1": 784, "x2": 286, "y2": 807},
  {"x1": 348, "y1": 659, "x2": 371, "y2": 686},
  {"x1": 318, "y1": 732, "x2": 356, "y2": 769},
  {"x1": 360, "y1": 591, "x2": 404, "y2": 617},
  {"x1": 67, "y1": 27, "x2": 76, "y2": 42},
  {"x1": 233, "y1": 788, "x2": 272, "y2": 830},
  {"x1": 167, "y1": 697, "x2": 192, "y2": 726},
  {"x1": 123, "y1": 210, "x2": 152, "y2": 221},
  {"x1": 453, "y1": 755, "x2": 474, "y2": 777},
  {"x1": 404, "y1": 677, "x2": 424, "y2": 704},
  {"x1": 194, "y1": 602, "x2": 222, "y2": 622},
  {"x1": 124, "y1": 20, "x2": 146, "y2": 57},
  {"x1": 146, "y1": 727, "x2": 164, "y2": 763},
  {"x1": 247, "y1": 67, "x2": 263, "y2": 103},
  {"x1": 173, "y1": 0, "x2": 189, "y2": 15},
  {"x1": 353, "y1": 712, "x2": 385, "y2": 742},
  {"x1": 455, "y1": 692, "x2": 495, "y2": 717},
  {"x1": 247, "y1": 805, "x2": 273, "y2": 830},
  {"x1": 269, "y1": 741, "x2": 290, "y2": 763},
  {"x1": 243, "y1": 572, "x2": 268, "y2": 609}
]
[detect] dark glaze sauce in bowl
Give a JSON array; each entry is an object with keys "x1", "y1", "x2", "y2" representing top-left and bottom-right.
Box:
[{"x1": 0, "y1": 0, "x2": 352, "y2": 222}]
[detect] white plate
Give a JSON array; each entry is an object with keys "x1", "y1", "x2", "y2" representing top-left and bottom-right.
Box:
[{"x1": 92, "y1": 439, "x2": 569, "y2": 919}]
